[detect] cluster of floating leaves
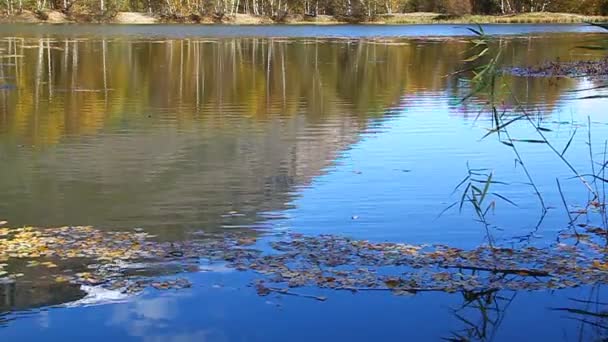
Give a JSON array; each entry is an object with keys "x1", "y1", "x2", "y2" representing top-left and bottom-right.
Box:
[
  {"x1": 1, "y1": 225, "x2": 608, "y2": 300},
  {"x1": 506, "y1": 58, "x2": 608, "y2": 79},
  {"x1": 0, "y1": 226, "x2": 205, "y2": 293}
]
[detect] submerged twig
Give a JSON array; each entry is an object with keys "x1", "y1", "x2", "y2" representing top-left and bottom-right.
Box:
[
  {"x1": 264, "y1": 286, "x2": 328, "y2": 301},
  {"x1": 442, "y1": 264, "x2": 552, "y2": 277}
]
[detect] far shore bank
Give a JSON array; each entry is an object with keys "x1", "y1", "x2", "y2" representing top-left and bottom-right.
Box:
[{"x1": 1, "y1": 11, "x2": 608, "y2": 25}]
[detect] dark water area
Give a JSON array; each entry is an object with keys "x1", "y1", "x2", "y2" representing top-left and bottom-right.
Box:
[{"x1": 0, "y1": 25, "x2": 608, "y2": 341}]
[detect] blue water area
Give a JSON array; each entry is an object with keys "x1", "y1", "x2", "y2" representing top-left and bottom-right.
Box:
[
  {"x1": 0, "y1": 271, "x2": 604, "y2": 341},
  {"x1": 0, "y1": 22, "x2": 604, "y2": 38},
  {"x1": 0, "y1": 28, "x2": 608, "y2": 341}
]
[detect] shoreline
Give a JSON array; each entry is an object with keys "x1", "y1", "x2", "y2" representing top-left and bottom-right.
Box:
[{"x1": 1, "y1": 11, "x2": 608, "y2": 25}]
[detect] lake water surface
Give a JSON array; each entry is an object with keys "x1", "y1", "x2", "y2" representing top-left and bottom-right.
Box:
[{"x1": 1, "y1": 24, "x2": 608, "y2": 341}]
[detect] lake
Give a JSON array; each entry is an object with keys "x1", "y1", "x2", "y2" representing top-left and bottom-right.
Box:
[
  {"x1": 0, "y1": 22, "x2": 606, "y2": 38},
  {"x1": 0, "y1": 24, "x2": 608, "y2": 341}
]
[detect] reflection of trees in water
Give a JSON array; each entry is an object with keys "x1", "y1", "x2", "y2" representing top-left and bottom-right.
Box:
[
  {"x1": 0, "y1": 36, "x2": 588, "y2": 143},
  {"x1": 0, "y1": 35, "x2": 596, "y2": 235},
  {"x1": 0, "y1": 257, "x2": 88, "y2": 313},
  {"x1": 0, "y1": 281, "x2": 84, "y2": 314},
  {"x1": 0, "y1": 35, "x2": 599, "y2": 312},
  {"x1": 0, "y1": 37, "x2": 414, "y2": 235}
]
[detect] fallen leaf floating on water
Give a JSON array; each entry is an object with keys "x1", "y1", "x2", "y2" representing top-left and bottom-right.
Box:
[
  {"x1": 55, "y1": 276, "x2": 70, "y2": 283},
  {"x1": 0, "y1": 226, "x2": 608, "y2": 299},
  {"x1": 237, "y1": 237, "x2": 257, "y2": 246},
  {"x1": 151, "y1": 278, "x2": 192, "y2": 290},
  {"x1": 506, "y1": 57, "x2": 608, "y2": 79},
  {"x1": 41, "y1": 261, "x2": 57, "y2": 268}
]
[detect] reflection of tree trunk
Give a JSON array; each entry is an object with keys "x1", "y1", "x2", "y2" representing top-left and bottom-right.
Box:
[
  {"x1": 252, "y1": 39, "x2": 256, "y2": 86},
  {"x1": 232, "y1": 40, "x2": 237, "y2": 94},
  {"x1": 63, "y1": 40, "x2": 69, "y2": 75},
  {"x1": 281, "y1": 44, "x2": 286, "y2": 107},
  {"x1": 0, "y1": 49, "x2": 6, "y2": 118},
  {"x1": 35, "y1": 39, "x2": 43, "y2": 114},
  {"x1": 167, "y1": 40, "x2": 173, "y2": 75},
  {"x1": 316, "y1": 39, "x2": 323, "y2": 103},
  {"x1": 47, "y1": 38, "x2": 53, "y2": 99},
  {"x1": 526, "y1": 37, "x2": 531, "y2": 103},
  {"x1": 72, "y1": 40, "x2": 78, "y2": 90},
  {"x1": 217, "y1": 42, "x2": 221, "y2": 111},
  {"x1": 201, "y1": 43, "x2": 205, "y2": 109},
  {"x1": 7, "y1": 39, "x2": 13, "y2": 80},
  {"x1": 6, "y1": 39, "x2": 10, "y2": 65},
  {"x1": 195, "y1": 42, "x2": 200, "y2": 109},
  {"x1": 355, "y1": 41, "x2": 362, "y2": 74},
  {"x1": 314, "y1": 39, "x2": 318, "y2": 74},
  {"x1": 179, "y1": 40, "x2": 183, "y2": 101},
  {"x1": 13, "y1": 38, "x2": 22, "y2": 87},
  {"x1": 266, "y1": 39, "x2": 272, "y2": 106},
  {"x1": 102, "y1": 39, "x2": 108, "y2": 104},
  {"x1": 237, "y1": 39, "x2": 243, "y2": 70},
  {"x1": 2, "y1": 283, "x2": 15, "y2": 308}
]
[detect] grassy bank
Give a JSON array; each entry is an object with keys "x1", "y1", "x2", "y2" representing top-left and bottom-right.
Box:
[{"x1": 1, "y1": 10, "x2": 608, "y2": 24}]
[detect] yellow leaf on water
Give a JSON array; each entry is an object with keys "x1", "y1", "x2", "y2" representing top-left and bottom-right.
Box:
[
  {"x1": 592, "y1": 260, "x2": 608, "y2": 270},
  {"x1": 55, "y1": 276, "x2": 69, "y2": 283}
]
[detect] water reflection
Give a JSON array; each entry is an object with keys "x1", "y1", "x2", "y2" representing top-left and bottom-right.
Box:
[
  {"x1": 0, "y1": 35, "x2": 601, "y2": 237},
  {"x1": 0, "y1": 281, "x2": 84, "y2": 313},
  {"x1": 0, "y1": 24, "x2": 605, "y2": 38},
  {"x1": 445, "y1": 289, "x2": 516, "y2": 341},
  {"x1": 555, "y1": 286, "x2": 608, "y2": 341},
  {"x1": 2, "y1": 273, "x2": 604, "y2": 341},
  {"x1": 1, "y1": 33, "x2": 608, "y2": 336}
]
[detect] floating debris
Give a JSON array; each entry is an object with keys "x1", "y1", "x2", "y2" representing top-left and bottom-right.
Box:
[
  {"x1": 150, "y1": 278, "x2": 192, "y2": 290},
  {"x1": 1, "y1": 225, "x2": 608, "y2": 301},
  {"x1": 507, "y1": 58, "x2": 608, "y2": 79}
]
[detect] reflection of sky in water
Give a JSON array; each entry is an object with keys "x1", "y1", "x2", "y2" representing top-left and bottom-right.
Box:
[
  {"x1": 279, "y1": 88, "x2": 608, "y2": 247},
  {"x1": 1, "y1": 83, "x2": 607, "y2": 341},
  {"x1": 1, "y1": 270, "x2": 603, "y2": 341},
  {"x1": 0, "y1": 23, "x2": 605, "y2": 38}
]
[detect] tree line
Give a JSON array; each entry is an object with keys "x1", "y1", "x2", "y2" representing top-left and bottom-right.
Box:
[{"x1": 3, "y1": 0, "x2": 608, "y2": 22}]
